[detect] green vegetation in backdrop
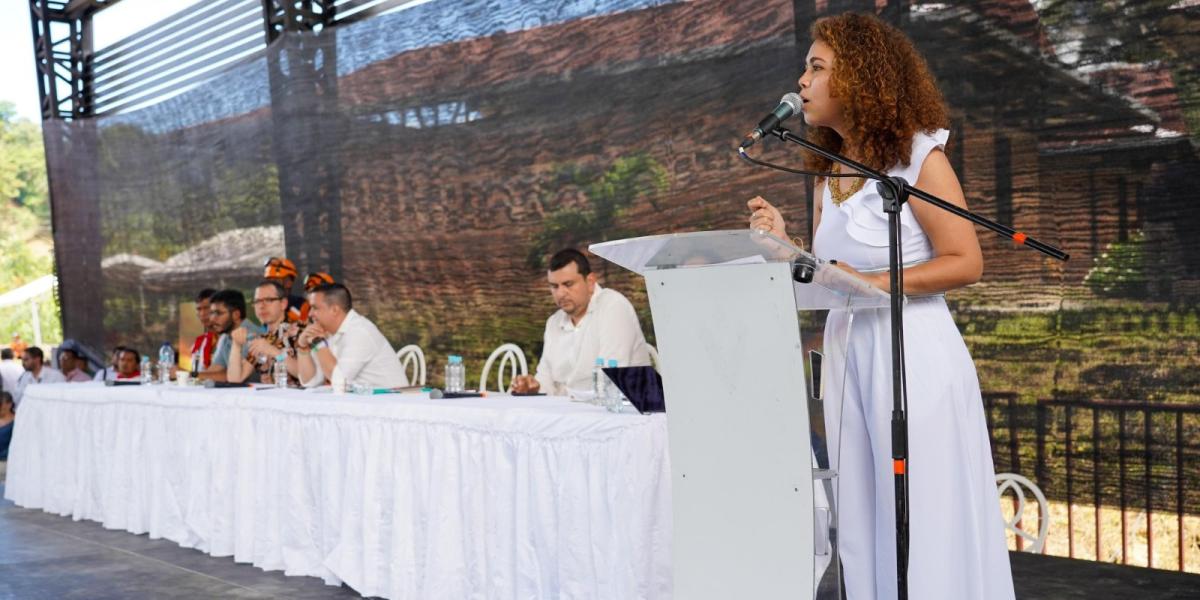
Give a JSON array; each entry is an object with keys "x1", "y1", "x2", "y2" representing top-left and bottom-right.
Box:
[{"x1": 0, "y1": 101, "x2": 60, "y2": 345}]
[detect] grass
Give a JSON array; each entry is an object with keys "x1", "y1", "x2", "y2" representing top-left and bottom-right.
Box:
[
  {"x1": 959, "y1": 304, "x2": 1200, "y2": 405},
  {"x1": 975, "y1": 302, "x2": 1200, "y2": 573},
  {"x1": 1001, "y1": 496, "x2": 1200, "y2": 573}
]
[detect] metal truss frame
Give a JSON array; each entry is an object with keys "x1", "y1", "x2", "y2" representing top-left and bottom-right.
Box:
[
  {"x1": 260, "y1": 0, "x2": 338, "y2": 43},
  {"x1": 28, "y1": 0, "x2": 124, "y2": 120}
]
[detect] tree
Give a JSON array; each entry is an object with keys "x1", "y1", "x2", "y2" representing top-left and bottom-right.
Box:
[
  {"x1": 0, "y1": 101, "x2": 50, "y2": 222},
  {"x1": 1034, "y1": 0, "x2": 1200, "y2": 132},
  {"x1": 0, "y1": 100, "x2": 60, "y2": 344},
  {"x1": 526, "y1": 153, "x2": 669, "y2": 270}
]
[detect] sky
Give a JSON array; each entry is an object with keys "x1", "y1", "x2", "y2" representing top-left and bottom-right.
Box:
[{"x1": 0, "y1": 0, "x2": 199, "y2": 123}]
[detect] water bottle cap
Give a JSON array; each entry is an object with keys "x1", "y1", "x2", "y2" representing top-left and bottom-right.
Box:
[
  {"x1": 595, "y1": 357, "x2": 605, "y2": 365},
  {"x1": 607, "y1": 359, "x2": 618, "y2": 367},
  {"x1": 276, "y1": 353, "x2": 286, "y2": 361}
]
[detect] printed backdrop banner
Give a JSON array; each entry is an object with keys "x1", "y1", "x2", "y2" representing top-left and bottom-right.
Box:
[{"x1": 43, "y1": 0, "x2": 1200, "y2": 519}]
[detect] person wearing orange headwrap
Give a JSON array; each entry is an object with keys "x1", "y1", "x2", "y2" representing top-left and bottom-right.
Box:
[
  {"x1": 303, "y1": 271, "x2": 335, "y2": 293},
  {"x1": 263, "y1": 256, "x2": 310, "y2": 323}
]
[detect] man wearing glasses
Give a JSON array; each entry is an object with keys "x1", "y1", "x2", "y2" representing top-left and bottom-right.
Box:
[
  {"x1": 263, "y1": 257, "x2": 310, "y2": 323},
  {"x1": 199, "y1": 289, "x2": 264, "y2": 382},
  {"x1": 228, "y1": 280, "x2": 300, "y2": 384}
]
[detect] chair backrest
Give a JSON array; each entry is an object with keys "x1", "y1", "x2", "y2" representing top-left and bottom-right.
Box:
[
  {"x1": 479, "y1": 343, "x2": 528, "y2": 393},
  {"x1": 396, "y1": 344, "x2": 426, "y2": 387},
  {"x1": 645, "y1": 343, "x2": 660, "y2": 370},
  {"x1": 996, "y1": 472, "x2": 1049, "y2": 553}
]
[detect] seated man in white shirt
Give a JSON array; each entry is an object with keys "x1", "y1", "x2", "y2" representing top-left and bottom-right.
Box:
[
  {"x1": 13, "y1": 347, "x2": 66, "y2": 408},
  {"x1": 295, "y1": 283, "x2": 408, "y2": 390},
  {"x1": 0, "y1": 348, "x2": 23, "y2": 395},
  {"x1": 511, "y1": 248, "x2": 651, "y2": 396}
]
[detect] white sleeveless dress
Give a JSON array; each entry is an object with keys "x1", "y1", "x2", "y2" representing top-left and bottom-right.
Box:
[{"x1": 812, "y1": 130, "x2": 1016, "y2": 600}]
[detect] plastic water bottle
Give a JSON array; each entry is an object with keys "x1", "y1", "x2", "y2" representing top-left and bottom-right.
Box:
[
  {"x1": 592, "y1": 357, "x2": 606, "y2": 404},
  {"x1": 445, "y1": 355, "x2": 462, "y2": 393},
  {"x1": 605, "y1": 358, "x2": 623, "y2": 412},
  {"x1": 158, "y1": 342, "x2": 174, "y2": 384},
  {"x1": 274, "y1": 353, "x2": 288, "y2": 389},
  {"x1": 190, "y1": 350, "x2": 201, "y2": 375},
  {"x1": 454, "y1": 356, "x2": 467, "y2": 392},
  {"x1": 331, "y1": 369, "x2": 347, "y2": 394},
  {"x1": 140, "y1": 355, "x2": 152, "y2": 384}
]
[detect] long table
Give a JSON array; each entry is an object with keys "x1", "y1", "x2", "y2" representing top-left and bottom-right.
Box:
[{"x1": 4, "y1": 382, "x2": 673, "y2": 599}]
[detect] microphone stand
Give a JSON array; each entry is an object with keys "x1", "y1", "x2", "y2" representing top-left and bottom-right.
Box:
[{"x1": 740, "y1": 127, "x2": 1068, "y2": 600}]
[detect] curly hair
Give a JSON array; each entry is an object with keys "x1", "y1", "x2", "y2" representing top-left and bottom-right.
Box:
[{"x1": 804, "y1": 13, "x2": 949, "y2": 174}]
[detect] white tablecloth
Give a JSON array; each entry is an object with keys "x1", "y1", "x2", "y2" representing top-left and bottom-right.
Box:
[{"x1": 4, "y1": 382, "x2": 673, "y2": 599}]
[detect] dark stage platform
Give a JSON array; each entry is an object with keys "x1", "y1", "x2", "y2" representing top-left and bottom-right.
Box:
[{"x1": 1, "y1": 474, "x2": 1196, "y2": 599}]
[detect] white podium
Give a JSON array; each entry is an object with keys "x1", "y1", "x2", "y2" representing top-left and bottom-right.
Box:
[{"x1": 591, "y1": 230, "x2": 889, "y2": 600}]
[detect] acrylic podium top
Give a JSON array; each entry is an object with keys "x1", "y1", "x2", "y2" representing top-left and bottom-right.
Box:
[{"x1": 590, "y1": 230, "x2": 891, "y2": 310}]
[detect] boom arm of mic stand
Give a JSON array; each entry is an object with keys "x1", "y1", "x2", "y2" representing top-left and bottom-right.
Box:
[{"x1": 771, "y1": 128, "x2": 1069, "y2": 262}]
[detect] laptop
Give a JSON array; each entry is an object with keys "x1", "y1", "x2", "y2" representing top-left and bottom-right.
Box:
[{"x1": 601, "y1": 366, "x2": 665, "y2": 414}]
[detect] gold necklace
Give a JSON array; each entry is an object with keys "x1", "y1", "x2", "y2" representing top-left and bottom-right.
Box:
[{"x1": 829, "y1": 163, "x2": 866, "y2": 205}]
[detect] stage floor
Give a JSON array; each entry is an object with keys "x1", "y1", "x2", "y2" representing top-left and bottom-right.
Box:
[
  {"x1": 2, "y1": 472, "x2": 1197, "y2": 599},
  {"x1": 0, "y1": 475, "x2": 364, "y2": 599}
]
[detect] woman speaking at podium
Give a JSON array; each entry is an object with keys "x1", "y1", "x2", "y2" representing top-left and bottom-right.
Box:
[{"x1": 747, "y1": 13, "x2": 1015, "y2": 600}]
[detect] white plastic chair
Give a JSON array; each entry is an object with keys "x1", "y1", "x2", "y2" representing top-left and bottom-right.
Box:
[
  {"x1": 479, "y1": 343, "x2": 528, "y2": 393},
  {"x1": 996, "y1": 472, "x2": 1049, "y2": 553},
  {"x1": 645, "y1": 343, "x2": 660, "y2": 370},
  {"x1": 396, "y1": 344, "x2": 426, "y2": 387}
]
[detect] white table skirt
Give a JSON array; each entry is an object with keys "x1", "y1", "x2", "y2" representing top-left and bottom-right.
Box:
[{"x1": 4, "y1": 382, "x2": 673, "y2": 599}]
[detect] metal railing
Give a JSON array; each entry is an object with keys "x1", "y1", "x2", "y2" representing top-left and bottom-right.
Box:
[{"x1": 984, "y1": 392, "x2": 1200, "y2": 571}]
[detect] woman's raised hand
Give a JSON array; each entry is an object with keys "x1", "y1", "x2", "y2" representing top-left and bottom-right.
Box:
[{"x1": 747, "y1": 196, "x2": 788, "y2": 240}]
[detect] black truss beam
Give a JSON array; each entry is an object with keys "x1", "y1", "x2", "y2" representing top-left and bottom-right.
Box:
[
  {"x1": 28, "y1": 1, "x2": 120, "y2": 353},
  {"x1": 28, "y1": 0, "x2": 122, "y2": 121},
  {"x1": 260, "y1": 0, "x2": 337, "y2": 43},
  {"x1": 262, "y1": 0, "x2": 345, "y2": 281}
]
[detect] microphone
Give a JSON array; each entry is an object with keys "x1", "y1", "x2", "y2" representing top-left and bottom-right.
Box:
[{"x1": 740, "y1": 92, "x2": 802, "y2": 149}]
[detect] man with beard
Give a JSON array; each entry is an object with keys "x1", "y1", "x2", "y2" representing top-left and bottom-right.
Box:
[
  {"x1": 199, "y1": 289, "x2": 264, "y2": 382},
  {"x1": 13, "y1": 347, "x2": 66, "y2": 408}
]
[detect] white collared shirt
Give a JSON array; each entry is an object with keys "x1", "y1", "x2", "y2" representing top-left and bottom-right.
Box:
[
  {"x1": 14, "y1": 366, "x2": 67, "y2": 407},
  {"x1": 534, "y1": 285, "x2": 650, "y2": 396},
  {"x1": 92, "y1": 366, "x2": 117, "y2": 382},
  {"x1": 303, "y1": 309, "x2": 409, "y2": 389},
  {"x1": 0, "y1": 360, "x2": 23, "y2": 396}
]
